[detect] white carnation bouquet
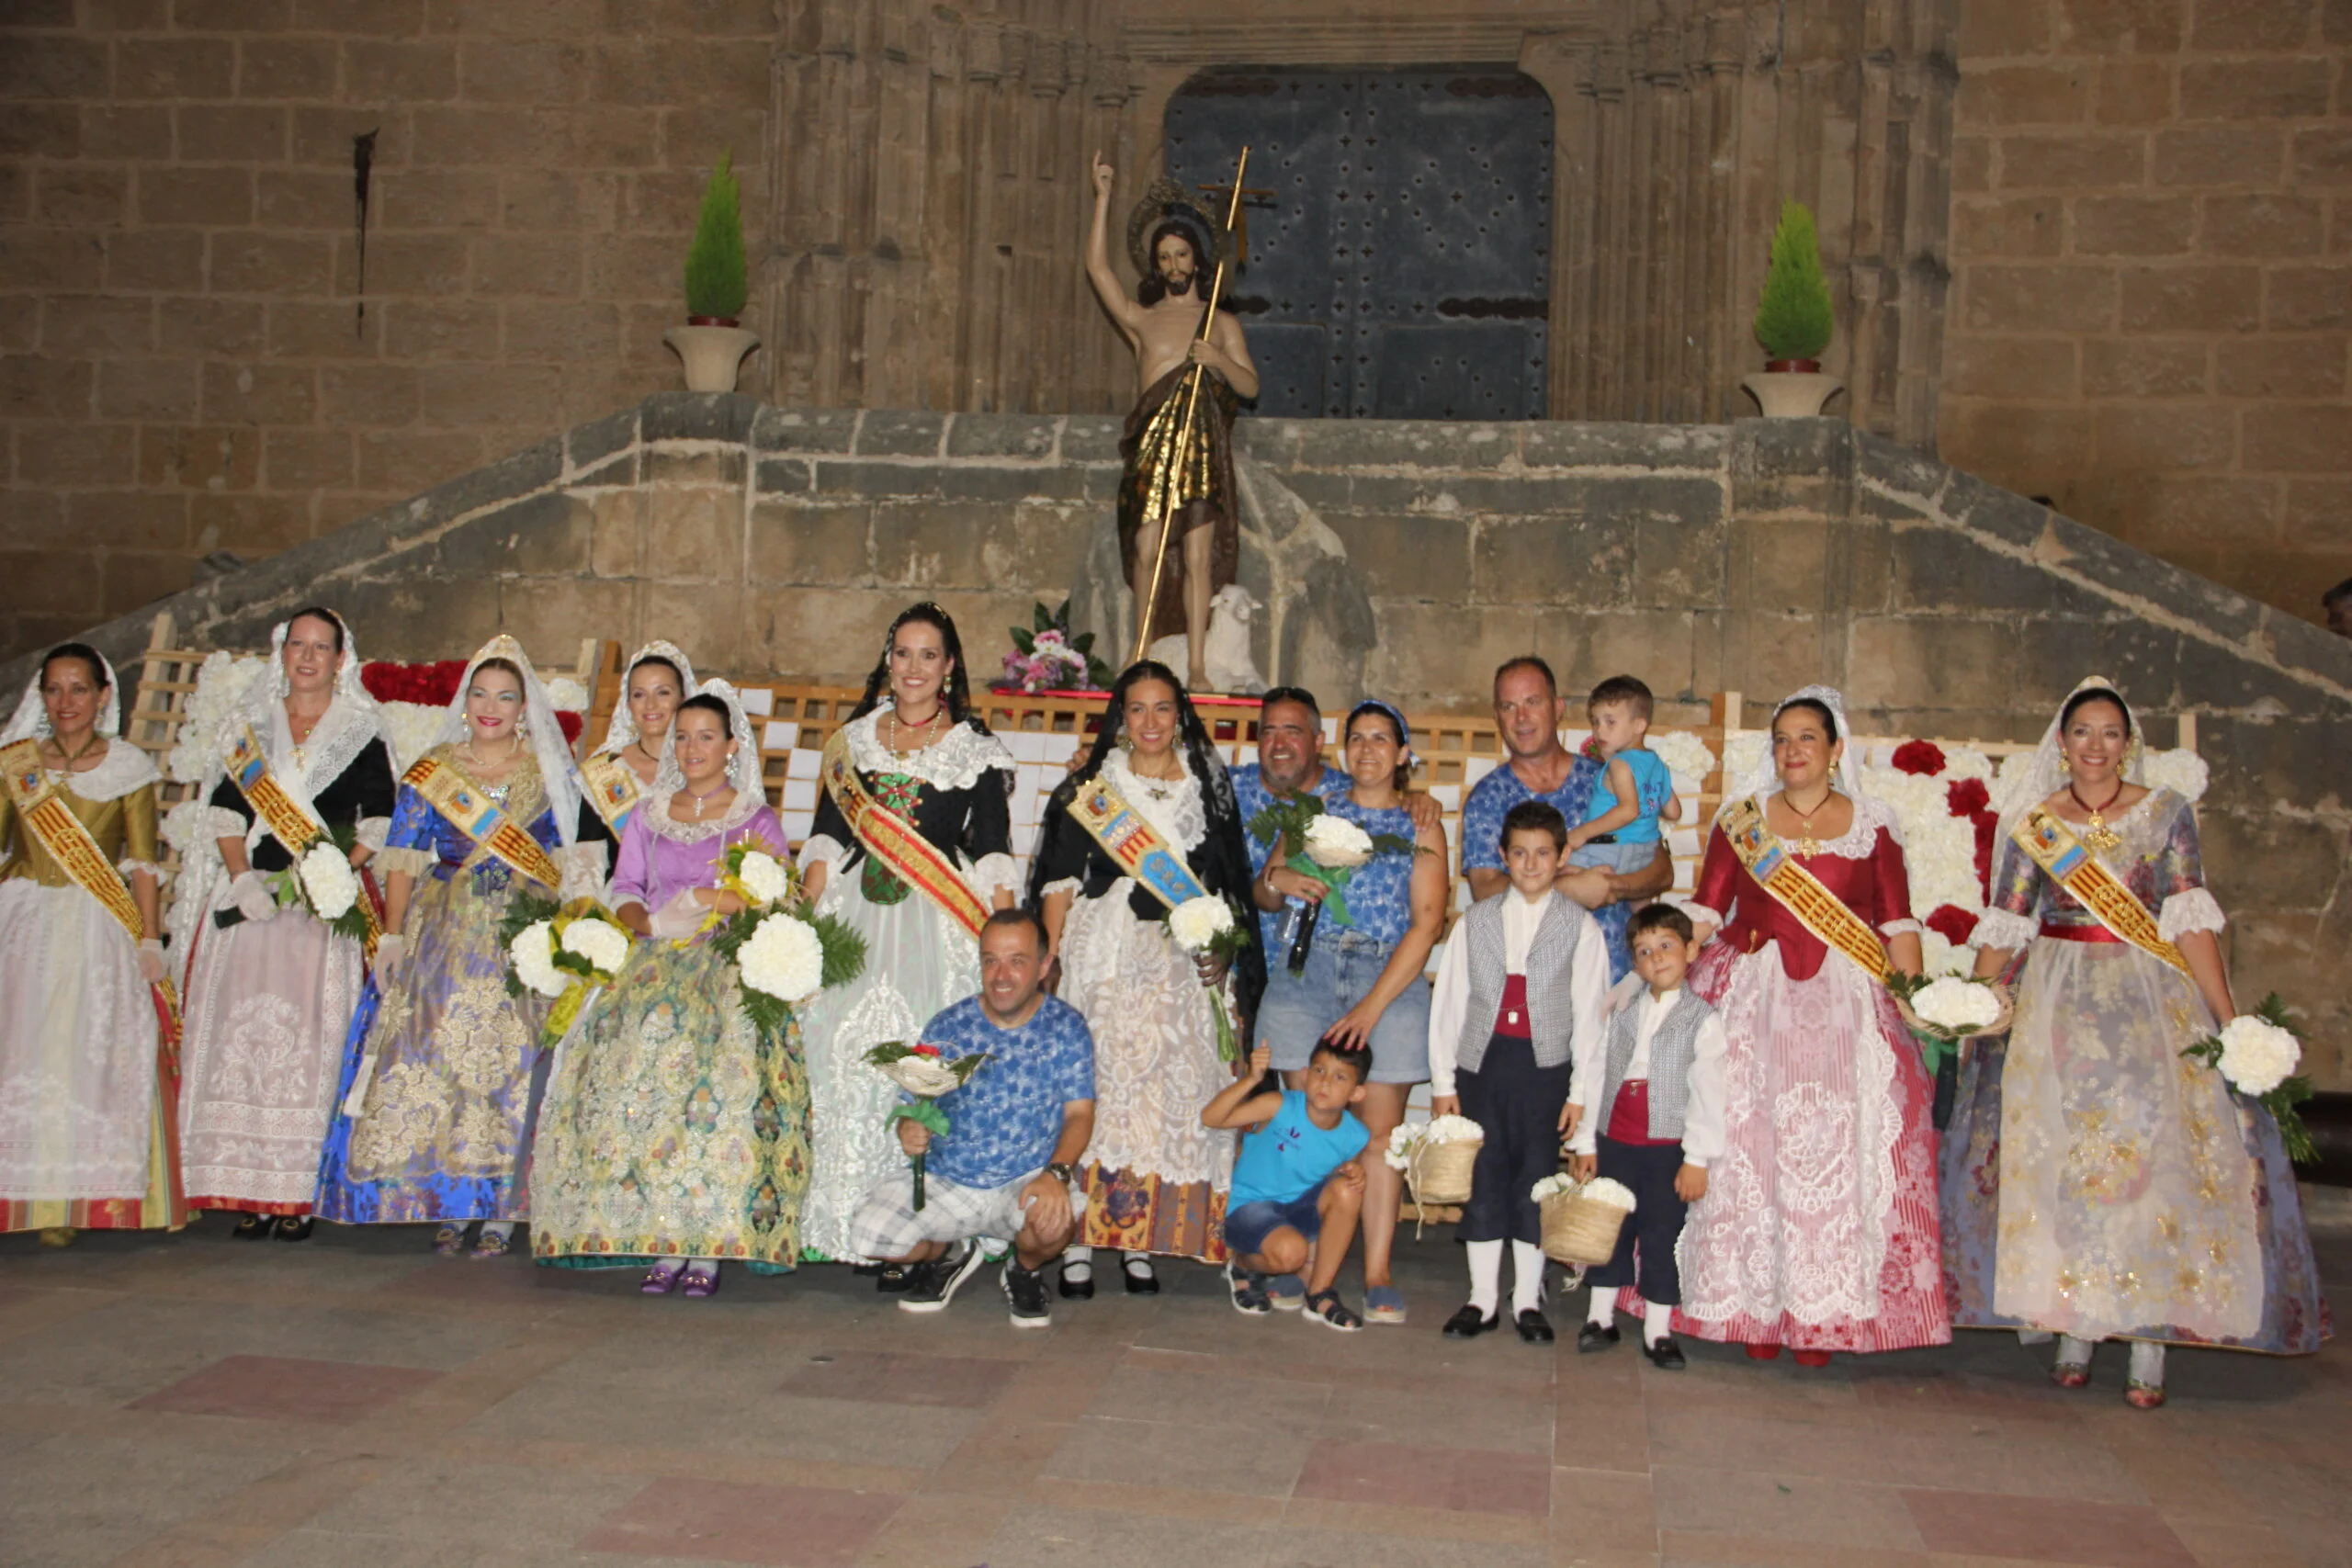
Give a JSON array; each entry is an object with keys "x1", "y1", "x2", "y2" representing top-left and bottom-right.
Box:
[
  {"x1": 500, "y1": 894, "x2": 631, "y2": 1044},
  {"x1": 237, "y1": 821, "x2": 374, "y2": 944},
  {"x1": 1168, "y1": 893, "x2": 1251, "y2": 1062},
  {"x1": 865, "y1": 1040, "x2": 990, "y2": 1210},
  {"x1": 2183, "y1": 994, "x2": 2313, "y2": 1162},
  {"x1": 1648, "y1": 729, "x2": 1715, "y2": 786},
  {"x1": 1244, "y1": 794, "x2": 1419, "y2": 974},
  {"x1": 1382, "y1": 1112, "x2": 1485, "y2": 1171},
  {"x1": 707, "y1": 840, "x2": 865, "y2": 1043}
]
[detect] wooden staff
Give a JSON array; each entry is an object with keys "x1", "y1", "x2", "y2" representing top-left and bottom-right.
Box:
[{"x1": 1131, "y1": 145, "x2": 1251, "y2": 671}]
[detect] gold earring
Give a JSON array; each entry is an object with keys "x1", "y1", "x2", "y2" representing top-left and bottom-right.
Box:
[{"x1": 2058, "y1": 753, "x2": 2071, "y2": 774}]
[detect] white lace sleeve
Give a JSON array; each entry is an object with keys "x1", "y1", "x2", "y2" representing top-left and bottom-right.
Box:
[
  {"x1": 1971, "y1": 908, "x2": 2036, "y2": 951},
  {"x1": 559, "y1": 840, "x2": 609, "y2": 901},
  {"x1": 796, "y1": 834, "x2": 848, "y2": 874},
  {"x1": 206, "y1": 806, "x2": 246, "y2": 841},
  {"x1": 967, "y1": 852, "x2": 1019, "y2": 898},
  {"x1": 1041, "y1": 876, "x2": 1084, "y2": 900},
  {"x1": 374, "y1": 845, "x2": 434, "y2": 879},
  {"x1": 356, "y1": 816, "x2": 390, "y2": 854},
  {"x1": 2157, "y1": 887, "x2": 2226, "y2": 941},
  {"x1": 1679, "y1": 900, "x2": 1725, "y2": 930},
  {"x1": 1879, "y1": 918, "x2": 1922, "y2": 938},
  {"x1": 119, "y1": 857, "x2": 166, "y2": 884}
]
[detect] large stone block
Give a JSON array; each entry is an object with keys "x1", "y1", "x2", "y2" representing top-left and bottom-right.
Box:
[
  {"x1": 1843, "y1": 615, "x2": 2027, "y2": 713},
  {"x1": 1519, "y1": 422, "x2": 1728, "y2": 472},
  {"x1": 431, "y1": 490, "x2": 589, "y2": 577},
  {"x1": 639, "y1": 391, "x2": 759, "y2": 446},
  {"x1": 752, "y1": 406, "x2": 858, "y2": 454},
  {"x1": 1292, "y1": 418, "x2": 1516, "y2": 472},
  {"x1": 749, "y1": 500, "x2": 873, "y2": 588},
  {"x1": 1730, "y1": 419, "x2": 1854, "y2": 514},
  {"x1": 1471, "y1": 513, "x2": 1635, "y2": 609},
  {"x1": 944, "y1": 413, "x2": 1057, "y2": 461},
  {"x1": 854, "y1": 410, "x2": 946, "y2": 457},
  {"x1": 1326, "y1": 513, "x2": 1471, "y2": 603}
]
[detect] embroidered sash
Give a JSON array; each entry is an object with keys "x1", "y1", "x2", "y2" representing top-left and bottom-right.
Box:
[
  {"x1": 1718, "y1": 795, "x2": 1891, "y2": 983},
  {"x1": 2, "y1": 738, "x2": 180, "y2": 1043},
  {"x1": 819, "y1": 729, "x2": 989, "y2": 940},
  {"x1": 402, "y1": 755, "x2": 563, "y2": 890},
  {"x1": 2011, "y1": 805, "x2": 2189, "y2": 976},
  {"x1": 1068, "y1": 773, "x2": 1212, "y2": 913},
  {"x1": 226, "y1": 724, "x2": 383, "y2": 953},
  {"x1": 580, "y1": 750, "x2": 643, "y2": 834}
]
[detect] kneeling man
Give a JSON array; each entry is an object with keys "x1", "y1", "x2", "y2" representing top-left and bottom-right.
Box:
[{"x1": 850, "y1": 908, "x2": 1096, "y2": 1328}]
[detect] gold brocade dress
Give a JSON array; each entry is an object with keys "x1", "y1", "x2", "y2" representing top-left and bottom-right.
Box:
[{"x1": 0, "y1": 743, "x2": 183, "y2": 1231}]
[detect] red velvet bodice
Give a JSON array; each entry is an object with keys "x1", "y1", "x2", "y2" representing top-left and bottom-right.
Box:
[{"x1": 1691, "y1": 817, "x2": 1915, "y2": 982}]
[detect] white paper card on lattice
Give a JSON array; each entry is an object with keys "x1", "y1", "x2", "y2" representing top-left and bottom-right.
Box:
[
  {"x1": 782, "y1": 778, "x2": 818, "y2": 811},
  {"x1": 763, "y1": 720, "x2": 799, "y2": 750},
  {"x1": 786, "y1": 748, "x2": 820, "y2": 781},
  {"x1": 739, "y1": 688, "x2": 773, "y2": 716}
]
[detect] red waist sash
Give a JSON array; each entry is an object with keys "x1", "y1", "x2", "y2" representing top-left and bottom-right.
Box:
[
  {"x1": 1605, "y1": 1078, "x2": 1679, "y2": 1147},
  {"x1": 2039, "y1": 921, "x2": 2122, "y2": 944}
]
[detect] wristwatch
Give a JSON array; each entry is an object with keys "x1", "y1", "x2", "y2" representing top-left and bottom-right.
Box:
[{"x1": 1045, "y1": 1162, "x2": 1078, "y2": 1185}]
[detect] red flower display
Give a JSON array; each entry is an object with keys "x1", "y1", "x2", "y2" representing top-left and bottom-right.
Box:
[
  {"x1": 1925, "y1": 904, "x2": 1980, "y2": 947},
  {"x1": 1891, "y1": 739, "x2": 1946, "y2": 776},
  {"x1": 556, "y1": 711, "x2": 582, "y2": 745},
  {"x1": 1945, "y1": 776, "x2": 1990, "y2": 815},
  {"x1": 1970, "y1": 809, "x2": 1998, "y2": 897},
  {"x1": 359, "y1": 660, "x2": 470, "y2": 706},
  {"x1": 910, "y1": 1043, "x2": 941, "y2": 1057}
]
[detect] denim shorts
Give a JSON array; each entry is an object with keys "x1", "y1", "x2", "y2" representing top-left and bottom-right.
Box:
[
  {"x1": 1569, "y1": 838, "x2": 1659, "y2": 875},
  {"x1": 1224, "y1": 1186, "x2": 1326, "y2": 1256},
  {"x1": 1255, "y1": 929, "x2": 1431, "y2": 1084}
]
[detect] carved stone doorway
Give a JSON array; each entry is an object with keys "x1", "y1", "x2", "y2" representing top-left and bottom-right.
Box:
[{"x1": 1164, "y1": 66, "x2": 1553, "y2": 422}]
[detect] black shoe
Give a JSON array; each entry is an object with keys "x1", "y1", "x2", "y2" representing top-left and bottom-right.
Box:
[
  {"x1": 1577, "y1": 1321, "x2": 1623, "y2": 1354},
  {"x1": 1004, "y1": 1261, "x2": 1052, "y2": 1329},
  {"x1": 1515, "y1": 1309, "x2": 1555, "y2": 1344},
  {"x1": 1645, "y1": 1335, "x2": 1687, "y2": 1370},
  {"x1": 1122, "y1": 1256, "x2": 1159, "y2": 1295},
  {"x1": 1057, "y1": 1260, "x2": 1095, "y2": 1300},
  {"x1": 1442, "y1": 1303, "x2": 1499, "y2": 1338},
  {"x1": 874, "y1": 1263, "x2": 910, "y2": 1294},
  {"x1": 1227, "y1": 1263, "x2": 1272, "y2": 1315},
  {"x1": 232, "y1": 1213, "x2": 272, "y2": 1240},
  {"x1": 274, "y1": 1215, "x2": 313, "y2": 1242},
  {"x1": 898, "y1": 1245, "x2": 987, "y2": 1314}
]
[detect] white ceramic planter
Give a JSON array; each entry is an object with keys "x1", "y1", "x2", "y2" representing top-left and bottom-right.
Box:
[
  {"x1": 1740, "y1": 369, "x2": 1845, "y2": 418},
  {"x1": 663, "y1": 322, "x2": 760, "y2": 393}
]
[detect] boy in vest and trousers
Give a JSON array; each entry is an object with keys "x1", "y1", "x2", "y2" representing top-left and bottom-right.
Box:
[
  {"x1": 1568, "y1": 903, "x2": 1727, "y2": 1368},
  {"x1": 1426, "y1": 800, "x2": 1611, "y2": 1342}
]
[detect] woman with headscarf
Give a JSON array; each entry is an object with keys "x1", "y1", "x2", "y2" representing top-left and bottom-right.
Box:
[
  {"x1": 1668, "y1": 685, "x2": 1949, "y2": 1361},
  {"x1": 174, "y1": 608, "x2": 395, "y2": 1242},
  {"x1": 580, "y1": 640, "x2": 696, "y2": 836},
  {"x1": 313, "y1": 635, "x2": 612, "y2": 1257},
  {"x1": 533, "y1": 683, "x2": 812, "y2": 1298},
  {"x1": 1251, "y1": 699, "x2": 1447, "y2": 1324},
  {"x1": 795, "y1": 604, "x2": 1018, "y2": 1270},
  {"x1": 1943, "y1": 679, "x2": 2325, "y2": 1406},
  {"x1": 1031, "y1": 660, "x2": 1263, "y2": 1292},
  {"x1": 0, "y1": 643, "x2": 180, "y2": 1246}
]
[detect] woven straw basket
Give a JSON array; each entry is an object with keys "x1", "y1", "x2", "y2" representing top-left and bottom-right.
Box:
[
  {"x1": 1540, "y1": 1182, "x2": 1631, "y2": 1267},
  {"x1": 1405, "y1": 1136, "x2": 1481, "y2": 1208}
]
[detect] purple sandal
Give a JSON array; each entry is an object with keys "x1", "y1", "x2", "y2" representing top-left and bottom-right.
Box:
[
  {"x1": 681, "y1": 1263, "x2": 720, "y2": 1299},
  {"x1": 641, "y1": 1259, "x2": 685, "y2": 1295}
]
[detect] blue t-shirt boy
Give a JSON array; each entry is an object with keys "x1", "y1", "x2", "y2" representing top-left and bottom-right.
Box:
[
  {"x1": 1229, "y1": 1089, "x2": 1370, "y2": 1209},
  {"x1": 915, "y1": 994, "x2": 1096, "y2": 1191},
  {"x1": 1577, "y1": 747, "x2": 1672, "y2": 844}
]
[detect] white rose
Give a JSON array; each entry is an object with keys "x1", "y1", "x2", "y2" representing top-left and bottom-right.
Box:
[
  {"x1": 545, "y1": 676, "x2": 589, "y2": 713},
  {"x1": 380, "y1": 702, "x2": 451, "y2": 773},
  {"x1": 740, "y1": 910, "x2": 824, "y2": 1004},
  {"x1": 1911, "y1": 976, "x2": 2002, "y2": 1032},
  {"x1": 298, "y1": 840, "x2": 359, "y2": 920},
  {"x1": 2142, "y1": 748, "x2": 2211, "y2": 805},
  {"x1": 2216, "y1": 1015, "x2": 2300, "y2": 1097},
  {"x1": 1649, "y1": 729, "x2": 1715, "y2": 784},
  {"x1": 1725, "y1": 732, "x2": 1768, "y2": 787},
  {"x1": 1530, "y1": 1173, "x2": 1577, "y2": 1203},
  {"x1": 1420, "y1": 1113, "x2": 1484, "y2": 1145},
  {"x1": 560, "y1": 917, "x2": 629, "y2": 976},
  {"x1": 735, "y1": 849, "x2": 790, "y2": 908},
  {"x1": 1168, "y1": 894, "x2": 1236, "y2": 953},
  {"x1": 511, "y1": 920, "x2": 567, "y2": 998},
  {"x1": 880, "y1": 1055, "x2": 965, "y2": 1098},
  {"x1": 1579, "y1": 1177, "x2": 1639, "y2": 1212},
  {"x1": 1302, "y1": 813, "x2": 1376, "y2": 869},
  {"x1": 1943, "y1": 747, "x2": 1995, "y2": 783}
]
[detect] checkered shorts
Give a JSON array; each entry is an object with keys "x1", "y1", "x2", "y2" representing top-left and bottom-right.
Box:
[{"x1": 848, "y1": 1167, "x2": 1088, "y2": 1262}]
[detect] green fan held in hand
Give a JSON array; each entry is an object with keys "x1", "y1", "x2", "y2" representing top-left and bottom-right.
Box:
[{"x1": 866, "y1": 1042, "x2": 990, "y2": 1210}]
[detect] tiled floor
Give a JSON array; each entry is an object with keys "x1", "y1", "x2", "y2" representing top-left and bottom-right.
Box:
[{"x1": 3, "y1": 1212, "x2": 2347, "y2": 1568}]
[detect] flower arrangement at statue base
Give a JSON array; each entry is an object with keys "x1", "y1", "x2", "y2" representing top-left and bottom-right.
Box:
[
  {"x1": 994, "y1": 599, "x2": 1113, "y2": 694},
  {"x1": 1532, "y1": 1172, "x2": 1637, "y2": 1269},
  {"x1": 501, "y1": 894, "x2": 632, "y2": 1044},
  {"x1": 1169, "y1": 893, "x2": 1252, "y2": 1062},
  {"x1": 1385, "y1": 1113, "x2": 1485, "y2": 1211},
  {"x1": 865, "y1": 1042, "x2": 990, "y2": 1210},
  {"x1": 1246, "y1": 795, "x2": 1416, "y2": 975},
  {"x1": 2183, "y1": 994, "x2": 2314, "y2": 1164},
  {"x1": 708, "y1": 841, "x2": 865, "y2": 1043}
]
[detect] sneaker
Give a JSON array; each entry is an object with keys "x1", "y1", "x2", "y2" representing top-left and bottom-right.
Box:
[
  {"x1": 1003, "y1": 1260, "x2": 1053, "y2": 1329},
  {"x1": 1227, "y1": 1262, "x2": 1272, "y2": 1316},
  {"x1": 898, "y1": 1244, "x2": 986, "y2": 1314}
]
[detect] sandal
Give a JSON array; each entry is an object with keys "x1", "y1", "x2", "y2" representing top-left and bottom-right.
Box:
[
  {"x1": 433, "y1": 1224, "x2": 469, "y2": 1257},
  {"x1": 1363, "y1": 1285, "x2": 1407, "y2": 1325},
  {"x1": 641, "y1": 1259, "x2": 685, "y2": 1295},
  {"x1": 37, "y1": 1226, "x2": 75, "y2": 1249},
  {"x1": 682, "y1": 1263, "x2": 720, "y2": 1299},
  {"x1": 2124, "y1": 1380, "x2": 2166, "y2": 1410},
  {"x1": 1303, "y1": 1288, "x2": 1363, "y2": 1332}
]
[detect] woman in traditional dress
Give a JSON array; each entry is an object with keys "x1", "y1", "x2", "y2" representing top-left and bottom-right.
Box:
[
  {"x1": 314, "y1": 636, "x2": 611, "y2": 1257},
  {"x1": 533, "y1": 685, "x2": 812, "y2": 1297},
  {"x1": 1032, "y1": 660, "x2": 1263, "y2": 1293},
  {"x1": 1943, "y1": 680, "x2": 2325, "y2": 1406},
  {"x1": 0, "y1": 644, "x2": 182, "y2": 1245},
  {"x1": 580, "y1": 641, "x2": 696, "y2": 836},
  {"x1": 1672, "y1": 685, "x2": 1949, "y2": 1362},
  {"x1": 796, "y1": 604, "x2": 1018, "y2": 1270},
  {"x1": 1251, "y1": 699, "x2": 1447, "y2": 1324},
  {"x1": 175, "y1": 608, "x2": 395, "y2": 1241}
]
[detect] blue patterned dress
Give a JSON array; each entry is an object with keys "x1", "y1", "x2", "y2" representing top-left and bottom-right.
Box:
[{"x1": 1459, "y1": 753, "x2": 1634, "y2": 980}]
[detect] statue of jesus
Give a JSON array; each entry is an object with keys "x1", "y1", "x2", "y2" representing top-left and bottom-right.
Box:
[{"x1": 1088, "y1": 151, "x2": 1259, "y2": 691}]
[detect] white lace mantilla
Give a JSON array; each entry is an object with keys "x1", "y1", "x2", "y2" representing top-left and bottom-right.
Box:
[
  {"x1": 43, "y1": 740, "x2": 160, "y2": 804},
  {"x1": 847, "y1": 707, "x2": 1014, "y2": 792},
  {"x1": 1101, "y1": 751, "x2": 1206, "y2": 853},
  {"x1": 639, "y1": 786, "x2": 769, "y2": 844}
]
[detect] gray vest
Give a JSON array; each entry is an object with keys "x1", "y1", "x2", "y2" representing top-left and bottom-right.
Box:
[
  {"x1": 1599, "y1": 990, "x2": 1713, "y2": 1142},
  {"x1": 1456, "y1": 894, "x2": 1583, "y2": 1077}
]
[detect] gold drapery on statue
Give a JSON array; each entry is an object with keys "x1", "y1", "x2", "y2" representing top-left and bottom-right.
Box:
[{"x1": 1117, "y1": 361, "x2": 1240, "y2": 647}]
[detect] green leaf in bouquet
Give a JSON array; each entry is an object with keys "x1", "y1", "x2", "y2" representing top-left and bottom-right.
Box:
[
  {"x1": 1054, "y1": 597, "x2": 1071, "y2": 626},
  {"x1": 1033, "y1": 603, "x2": 1054, "y2": 633},
  {"x1": 889, "y1": 1100, "x2": 951, "y2": 1136},
  {"x1": 1011, "y1": 627, "x2": 1036, "y2": 656},
  {"x1": 1071, "y1": 630, "x2": 1095, "y2": 654},
  {"x1": 811, "y1": 911, "x2": 867, "y2": 990}
]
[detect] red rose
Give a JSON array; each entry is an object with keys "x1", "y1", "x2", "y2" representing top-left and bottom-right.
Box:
[
  {"x1": 1970, "y1": 810, "x2": 1998, "y2": 897},
  {"x1": 557, "y1": 710, "x2": 582, "y2": 745},
  {"x1": 1891, "y1": 739, "x2": 1946, "y2": 776},
  {"x1": 1924, "y1": 904, "x2": 1979, "y2": 947},
  {"x1": 1946, "y1": 777, "x2": 1991, "y2": 815},
  {"x1": 910, "y1": 1043, "x2": 941, "y2": 1057}
]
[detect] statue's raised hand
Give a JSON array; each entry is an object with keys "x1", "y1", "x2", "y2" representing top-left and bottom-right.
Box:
[{"x1": 1091, "y1": 150, "x2": 1114, "y2": 199}]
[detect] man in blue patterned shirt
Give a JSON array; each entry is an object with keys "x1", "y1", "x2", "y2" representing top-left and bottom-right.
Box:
[
  {"x1": 850, "y1": 909, "x2": 1096, "y2": 1328},
  {"x1": 1459, "y1": 657, "x2": 1674, "y2": 981}
]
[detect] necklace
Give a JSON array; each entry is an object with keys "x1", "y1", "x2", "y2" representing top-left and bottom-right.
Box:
[
  {"x1": 51, "y1": 731, "x2": 103, "y2": 770},
  {"x1": 886, "y1": 705, "x2": 944, "y2": 764},
  {"x1": 2068, "y1": 780, "x2": 2126, "y2": 852},
  {"x1": 1782, "y1": 786, "x2": 1833, "y2": 857},
  {"x1": 459, "y1": 736, "x2": 522, "y2": 786},
  {"x1": 1127, "y1": 751, "x2": 1184, "y2": 802},
  {"x1": 682, "y1": 783, "x2": 731, "y2": 820}
]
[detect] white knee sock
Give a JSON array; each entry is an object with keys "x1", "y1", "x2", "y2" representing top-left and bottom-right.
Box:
[
  {"x1": 1586, "y1": 1287, "x2": 1615, "y2": 1326},
  {"x1": 1061, "y1": 1244, "x2": 1093, "y2": 1276},
  {"x1": 1510, "y1": 1241, "x2": 1546, "y2": 1316},
  {"x1": 2057, "y1": 1333, "x2": 2095, "y2": 1368},
  {"x1": 1466, "y1": 1239, "x2": 1503, "y2": 1315},
  {"x1": 2128, "y1": 1341, "x2": 2165, "y2": 1388},
  {"x1": 1644, "y1": 1301, "x2": 1673, "y2": 1347}
]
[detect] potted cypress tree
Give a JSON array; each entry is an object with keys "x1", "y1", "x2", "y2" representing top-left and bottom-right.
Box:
[
  {"x1": 663, "y1": 151, "x2": 759, "y2": 393},
  {"x1": 1741, "y1": 199, "x2": 1844, "y2": 418}
]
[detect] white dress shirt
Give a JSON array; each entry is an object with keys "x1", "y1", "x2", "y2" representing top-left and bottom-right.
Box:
[
  {"x1": 1425, "y1": 887, "x2": 1611, "y2": 1101},
  {"x1": 1568, "y1": 985, "x2": 1730, "y2": 1167}
]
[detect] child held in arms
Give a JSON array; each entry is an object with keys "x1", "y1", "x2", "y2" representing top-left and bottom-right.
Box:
[
  {"x1": 1565, "y1": 675, "x2": 1681, "y2": 875},
  {"x1": 1203, "y1": 1040, "x2": 1371, "y2": 1331},
  {"x1": 1569, "y1": 903, "x2": 1726, "y2": 1369},
  {"x1": 1427, "y1": 800, "x2": 1611, "y2": 1342}
]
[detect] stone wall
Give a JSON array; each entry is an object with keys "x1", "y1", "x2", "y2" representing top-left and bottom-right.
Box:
[
  {"x1": 18, "y1": 393, "x2": 2348, "y2": 1082},
  {"x1": 1942, "y1": 0, "x2": 2352, "y2": 622}
]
